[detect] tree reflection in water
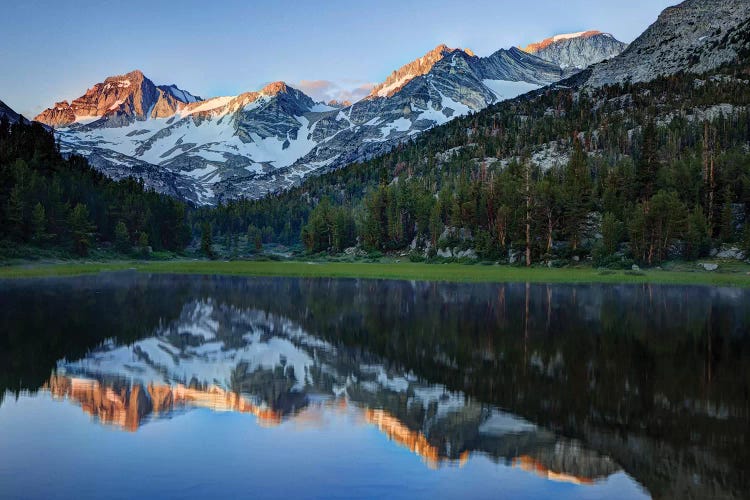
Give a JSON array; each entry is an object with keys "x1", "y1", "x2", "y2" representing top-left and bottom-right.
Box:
[{"x1": 1, "y1": 273, "x2": 749, "y2": 498}]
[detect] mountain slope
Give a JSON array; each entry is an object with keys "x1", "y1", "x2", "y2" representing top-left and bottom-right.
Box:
[
  {"x1": 52, "y1": 80, "x2": 325, "y2": 204},
  {"x1": 0, "y1": 99, "x2": 26, "y2": 124},
  {"x1": 201, "y1": 0, "x2": 750, "y2": 265},
  {"x1": 37, "y1": 46, "x2": 568, "y2": 204},
  {"x1": 368, "y1": 43, "x2": 473, "y2": 98},
  {"x1": 522, "y1": 31, "x2": 627, "y2": 69},
  {"x1": 586, "y1": 0, "x2": 750, "y2": 87}
]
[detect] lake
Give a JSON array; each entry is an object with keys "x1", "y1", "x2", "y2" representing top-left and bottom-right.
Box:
[{"x1": 1, "y1": 273, "x2": 748, "y2": 499}]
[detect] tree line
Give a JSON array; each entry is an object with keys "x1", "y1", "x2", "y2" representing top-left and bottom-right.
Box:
[
  {"x1": 0, "y1": 118, "x2": 190, "y2": 256},
  {"x1": 3, "y1": 60, "x2": 749, "y2": 265},
  {"x1": 195, "y1": 63, "x2": 750, "y2": 265}
]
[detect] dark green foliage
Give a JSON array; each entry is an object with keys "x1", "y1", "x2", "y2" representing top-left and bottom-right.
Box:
[
  {"x1": 0, "y1": 119, "x2": 190, "y2": 256},
  {"x1": 68, "y1": 203, "x2": 95, "y2": 256},
  {"x1": 561, "y1": 139, "x2": 593, "y2": 250},
  {"x1": 201, "y1": 221, "x2": 215, "y2": 259},
  {"x1": 189, "y1": 61, "x2": 750, "y2": 265},
  {"x1": 600, "y1": 212, "x2": 623, "y2": 256},
  {"x1": 636, "y1": 120, "x2": 659, "y2": 201},
  {"x1": 301, "y1": 198, "x2": 356, "y2": 253},
  {"x1": 685, "y1": 207, "x2": 710, "y2": 259},
  {"x1": 31, "y1": 202, "x2": 49, "y2": 244},
  {"x1": 247, "y1": 224, "x2": 262, "y2": 253},
  {"x1": 629, "y1": 191, "x2": 688, "y2": 264},
  {"x1": 114, "y1": 221, "x2": 130, "y2": 253}
]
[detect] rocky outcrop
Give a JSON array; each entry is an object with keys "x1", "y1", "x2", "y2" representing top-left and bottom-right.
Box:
[
  {"x1": 34, "y1": 70, "x2": 199, "y2": 127},
  {"x1": 522, "y1": 31, "x2": 627, "y2": 69},
  {"x1": 368, "y1": 44, "x2": 472, "y2": 98},
  {"x1": 586, "y1": 0, "x2": 750, "y2": 87}
]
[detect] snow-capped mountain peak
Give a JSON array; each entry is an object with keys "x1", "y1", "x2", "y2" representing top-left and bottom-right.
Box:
[
  {"x1": 33, "y1": 46, "x2": 569, "y2": 204},
  {"x1": 523, "y1": 30, "x2": 605, "y2": 53},
  {"x1": 521, "y1": 30, "x2": 627, "y2": 70},
  {"x1": 34, "y1": 69, "x2": 201, "y2": 128}
]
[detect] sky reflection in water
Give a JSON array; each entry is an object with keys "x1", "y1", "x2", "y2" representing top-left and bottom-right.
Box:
[{"x1": 1, "y1": 273, "x2": 748, "y2": 499}]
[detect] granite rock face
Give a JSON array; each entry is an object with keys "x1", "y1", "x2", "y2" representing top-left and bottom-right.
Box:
[
  {"x1": 585, "y1": 0, "x2": 750, "y2": 87},
  {"x1": 522, "y1": 31, "x2": 627, "y2": 69},
  {"x1": 34, "y1": 70, "x2": 200, "y2": 128}
]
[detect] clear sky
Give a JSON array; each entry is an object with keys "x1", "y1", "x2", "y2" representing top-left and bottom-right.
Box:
[{"x1": 1, "y1": 0, "x2": 678, "y2": 117}]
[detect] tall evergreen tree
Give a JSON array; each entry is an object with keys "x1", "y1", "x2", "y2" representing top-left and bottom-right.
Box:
[{"x1": 562, "y1": 139, "x2": 592, "y2": 250}]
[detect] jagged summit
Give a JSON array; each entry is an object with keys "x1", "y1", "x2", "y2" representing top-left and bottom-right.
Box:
[
  {"x1": 260, "y1": 81, "x2": 291, "y2": 95},
  {"x1": 326, "y1": 99, "x2": 351, "y2": 108},
  {"x1": 34, "y1": 70, "x2": 201, "y2": 128},
  {"x1": 368, "y1": 43, "x2": 474, "y2": 98},
  {"x1": 35, "y1": 41, "x2": 569, "y2": 204},
  {"x1": 522, "y1": 31, "x2": 627, "y2": 70}
]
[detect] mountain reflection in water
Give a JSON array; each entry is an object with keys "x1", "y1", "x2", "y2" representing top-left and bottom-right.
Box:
[{"x1": 1, "y1": 273, "x2": 749, "y2": 499}]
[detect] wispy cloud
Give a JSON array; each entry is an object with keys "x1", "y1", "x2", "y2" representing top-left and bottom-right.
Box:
[{"x1": 293, "y1": 79, "x2": 375, "y2": 104}]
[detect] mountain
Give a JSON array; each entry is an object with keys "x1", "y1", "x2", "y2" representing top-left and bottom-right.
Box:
[
  {"x1": 0, "y1": 99, "x2": 28, "y2": 124},
  {"x1": 211, "y1": 0, "x2": 750, "y2": 264},
  {"x1": 35, "y1": 70, "x2": 201, "y2": 128},
  {"x1": 522, "y1": 31, "x2": 627, "y2": 69},
  {"x1": 48, "y1": 292, "x2": 621, "y2": 482},
  {"x1": 35, "y1": 45, "x2": 571, "y2": 204},
  {"x1": 585, "y1": 0, "x2": 750, "y2": 87},
  {"x1": 367, "y1": 44, "x2": 474, "y2": 98},
  {"x1": 40, "y1": 78, "x2": 334, "y2": 204}
]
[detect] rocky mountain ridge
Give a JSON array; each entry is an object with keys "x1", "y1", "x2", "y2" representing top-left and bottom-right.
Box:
[
  {"x1": 0, "y1": 99, "x2": 27, "y2": 125},
  {"x1": 32, "y1": 43, "x2": 582, "y2": 204},
  {"x1": 522, "y1": 31, "x2": 627, "y2": 69},
  {"x1": 367, "y1": 43, "x2": 474, "y2": 98},
  {"x1": 35, "y1": 70, "x2": 201, "y2": 128},
  {"x1": 585, "y1": 0, "x2": 750, "y2": 87}
]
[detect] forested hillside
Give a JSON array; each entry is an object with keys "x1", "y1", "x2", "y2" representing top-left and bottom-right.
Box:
[
  {"x1": 194, "y1": 61, "x2": 750, "y2": 266},
  {"x1": 2, "y1": 60, "x2": 749, "y2": 267},
  {"x1": 0, "y1": 117, "x2": 189, "y2": 257}
]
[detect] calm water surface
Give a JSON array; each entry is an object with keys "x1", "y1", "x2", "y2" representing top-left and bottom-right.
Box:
[{"x1": 1, "y1": 274, "x2": 749, "y2": 499}]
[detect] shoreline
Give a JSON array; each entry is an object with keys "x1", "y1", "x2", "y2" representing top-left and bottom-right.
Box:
[{"x1": 1, "y1": 260, "x2": 749, "y2": 287}]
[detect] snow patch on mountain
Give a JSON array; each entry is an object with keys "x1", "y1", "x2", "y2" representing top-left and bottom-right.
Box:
[
  {"x1": 482, "y1": 79, "x2": 541, "y2": 100},
  {"x1": 40, "y1": 43, "x2": 574, "y2": 204}
]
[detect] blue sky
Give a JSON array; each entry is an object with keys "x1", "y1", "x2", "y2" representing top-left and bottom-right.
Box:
[{"x1": 1, "y1": 0, "x2": 678, "y2": 117}]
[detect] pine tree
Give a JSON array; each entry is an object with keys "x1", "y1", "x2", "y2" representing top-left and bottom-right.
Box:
[
  {"x1": 31, "y1": 202, "x2": 49, "y2": 244},
  {"x1": 247, "y1": 224, "x2": 262, "y2": 253},
  {"x1": 636, "y1": 120, "x2": 659, "y2": 202},
  {"x1": 6, "y1": 185, "x2": 26, "y2": 241},
  {"x1": 600, "y1": 212, "x2": 622, "y2": 256},
  {"x1": 201, "y1": 221, "x2": 215, "y2": 259},
  {"x1": 685, "y1": 207, "x2": 709, "y2": 259},
  {"x1": 137, "y1": 231, "x2": 150, "y2": 256},
  {"x1": 562, "y1": 139, "x2": 592, "y2": 251},
  {"x1": 68, "y1": 203, "x2": 96, "y2": 256},
  {"x1": 720, "y1": 185, "x2": 734, "y2": 243},
  {"x1": 114, "y1": 221, "x2": 130, "y2": 253}
]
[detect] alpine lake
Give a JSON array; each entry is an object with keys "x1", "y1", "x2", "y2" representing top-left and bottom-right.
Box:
[{"x1": 1, "y1": 273, "x2": 749, "y2": 499}]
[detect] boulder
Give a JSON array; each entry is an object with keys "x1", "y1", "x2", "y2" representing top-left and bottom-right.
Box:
[
  {"x1": 698, "y1": 263, "x2": 719, "y2": 271},
  {"x1": 716, "y1": 247, "x2": 746, "y2": 260}
]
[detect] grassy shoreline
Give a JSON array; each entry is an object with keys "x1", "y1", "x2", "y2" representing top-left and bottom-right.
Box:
[{"x1": 1, "y1": 259, "x2": 749, "y2": 287}]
